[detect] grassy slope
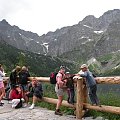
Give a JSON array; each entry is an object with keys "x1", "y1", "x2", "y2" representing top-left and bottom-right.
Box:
[{"x1": 0, "y1": 39, "x2": 76, "y2": 76}]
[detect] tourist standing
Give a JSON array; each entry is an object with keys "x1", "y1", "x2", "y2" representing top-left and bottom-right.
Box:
[
  {"x1": 55, "y1": 66, "x2": 66, "y2": 115},
  {"x1": 18, "y1": 66, "x2": 30, "y2": 106},
  {"x1": 10, "y1": 66, "x2": 21, "y2": 89},
  {"x1": 78, "y1": 64, "x2": 100, "y2": 106},
  {"x1": 0, "y1": 64, "x2": 6, "y2": 106}
]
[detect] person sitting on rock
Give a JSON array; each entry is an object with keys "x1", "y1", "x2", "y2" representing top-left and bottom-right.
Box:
[
  {"x1": 25, "y1": 77, "x2": 43, "y2": 109},
  {"x1": 10, "y1": 85, "x2": 24, "y2": 109}
]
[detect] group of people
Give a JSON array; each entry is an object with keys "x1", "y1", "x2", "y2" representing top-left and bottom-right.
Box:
[
  {"x1": 0, "y1": 65, "x2": 43, "y2": 109},
  {"x1": 0, "y1": 63, "x2": 100, "y2": 116},
  {"x1": 54, "y1": 64, "x2": 100, "y2": 115}
]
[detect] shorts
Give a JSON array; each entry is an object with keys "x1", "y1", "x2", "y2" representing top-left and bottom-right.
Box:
[
  {"x1": 20, "y1": 84, "x2": 28, "y2": 91},
  {"x1": 0, "y1": 81, "x2": 4, "y2": 89},
  {"x1": 27, "y1": 92, "x2": 42, "y2": 99},
  {"x1": 55, "y1": 84, "x2": 64, "y2": 96},
  {"x1": 26, "y1": 92, "x2": 33, "y2": 98}
]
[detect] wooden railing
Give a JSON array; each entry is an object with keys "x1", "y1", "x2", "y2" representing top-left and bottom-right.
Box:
[{"x1": 3, "y1": 76, "x2": 120, "y2": 119}]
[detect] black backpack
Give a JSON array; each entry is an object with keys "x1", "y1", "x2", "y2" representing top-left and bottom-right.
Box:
[
  {"x1": 19, "y1": 72, "x2": 30, "y2": 84},
  {"x1": 50, "y1": 72, "x2": 58, "y2": 84}
]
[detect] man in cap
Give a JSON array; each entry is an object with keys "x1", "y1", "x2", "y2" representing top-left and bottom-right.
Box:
[{"x1": 78, "y1": 64, "x2": 100, "y2": 106}]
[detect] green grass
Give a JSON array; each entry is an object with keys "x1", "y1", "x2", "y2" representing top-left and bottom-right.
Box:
[{"x1": 88, "y1": 92, "x2": 120, "y2": 120}]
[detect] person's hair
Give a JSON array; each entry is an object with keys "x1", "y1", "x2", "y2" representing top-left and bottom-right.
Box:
[
  {"x1": 15, "y1": 66, "x2": 21, "y2": 72},
  {"x1": 60, "y1": 65, "x2": 65, "y2": 70},
  {"x1": 32, "y1": 77, "x2": 37, "y2": 81},
  {"x1": 21, "y1": 66, "x2": 27, "y2": 71},
  {"x1": 0, "y1": 64, "x2": 3, "y2": 72},
  {"x1": 15, "y1": 85, "x2": 20, "y2": 88}
]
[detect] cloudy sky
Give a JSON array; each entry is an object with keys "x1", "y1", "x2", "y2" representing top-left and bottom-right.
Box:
[{"x1": 0, "y1": 0, "x2": 119, "y2": 35}]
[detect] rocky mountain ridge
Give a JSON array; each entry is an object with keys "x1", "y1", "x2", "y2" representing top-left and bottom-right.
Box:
[{"x1": 0, "y1": 9, "x2": 120, "y2": 59}]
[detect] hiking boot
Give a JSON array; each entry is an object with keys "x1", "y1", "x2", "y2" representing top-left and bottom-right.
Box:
[{"x1": 55, "y1": 109, "x2": 63, "y2": 116}]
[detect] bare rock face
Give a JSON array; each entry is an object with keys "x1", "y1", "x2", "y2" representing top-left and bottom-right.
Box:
[
  {"x1": 0, "y1": 19, "x2": 45, "y2": 54},
  {"x1": 0, "y1": 9, "x2": 120, "y2": 60}
]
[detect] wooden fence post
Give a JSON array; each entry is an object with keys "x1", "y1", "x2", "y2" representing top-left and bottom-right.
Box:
[
  {"x1": 76, "y1": 77, "x2": 84, "y2": 119},
  {"x1": 83, "y1": 83, "x2": 88, "y2": 104}
]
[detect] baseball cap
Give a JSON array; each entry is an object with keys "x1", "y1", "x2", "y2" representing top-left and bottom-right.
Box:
[{"x1": 60, "y1": 65, "x2": 65, "y2": 69}]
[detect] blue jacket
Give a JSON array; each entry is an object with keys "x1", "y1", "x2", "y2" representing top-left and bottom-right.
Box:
[{"x1": 80, "y1": 70, "x2": 96, "y2": 87}]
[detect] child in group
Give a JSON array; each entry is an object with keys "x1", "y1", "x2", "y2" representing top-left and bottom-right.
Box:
[
  {"x1": 78, "y1": 64, "x2": 100, "y2": 106},
  {"x1": 65, "y1": 72, "x2": 75, "y2": 104}
]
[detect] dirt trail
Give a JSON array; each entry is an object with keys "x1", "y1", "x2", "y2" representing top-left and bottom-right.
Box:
[{"x1": 0, "y1": 100, "x2": 106, "y2": 120}]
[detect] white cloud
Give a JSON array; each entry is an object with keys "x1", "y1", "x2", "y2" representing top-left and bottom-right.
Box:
[{"x1": 0, "y1": 0, "x2": 120, "y2": 35}]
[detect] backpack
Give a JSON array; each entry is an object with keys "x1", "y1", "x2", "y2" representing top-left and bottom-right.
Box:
[
  {"x1": 19, "y1": 72, "x2": 30, "y2": 84},
  {"x1": 10, "y1": 71, "x2": 17, "y2": 85},
  {"x1": 50, "y1": 72, "x2": 58, "y2": 84}
]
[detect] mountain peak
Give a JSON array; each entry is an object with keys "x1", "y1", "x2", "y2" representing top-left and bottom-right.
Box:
[
  {"x1": 102, "y1": 9, "x2": 120, "y2": 16},
  {"x1": 1, "y1": 19, "x2": 9, "y2": 25}
]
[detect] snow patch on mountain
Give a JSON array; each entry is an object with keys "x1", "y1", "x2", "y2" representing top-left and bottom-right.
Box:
[
  {"x1": 81, "y1": 39, "x2": 94, "y2": 44},
  {"x1": 83, "y1": 25, "x2": 93, "y2": 29},
  {"x1": 41, "y1": 42, "x2": 49, "y2": 55},
  {"x1": 94, "y1": 30, "x2": 103, "y2": 34}
]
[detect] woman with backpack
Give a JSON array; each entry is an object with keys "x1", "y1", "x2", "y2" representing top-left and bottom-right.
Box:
[{"x1": 55, "y1": 66, "x2": 67, "y2": 115}]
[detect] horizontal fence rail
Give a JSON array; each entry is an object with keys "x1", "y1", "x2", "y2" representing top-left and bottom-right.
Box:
[{"x1": 3, "y1": 76, "x2": 120, "y2": 84}]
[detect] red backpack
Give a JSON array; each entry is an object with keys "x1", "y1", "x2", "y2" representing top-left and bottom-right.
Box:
[{"x1": 50, "y1": 72, "x2": 58, "y2": 84}]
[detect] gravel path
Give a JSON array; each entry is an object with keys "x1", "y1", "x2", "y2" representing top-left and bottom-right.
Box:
[{"x1": 0, "y1": 100, "x2": 106, "y2": 120}]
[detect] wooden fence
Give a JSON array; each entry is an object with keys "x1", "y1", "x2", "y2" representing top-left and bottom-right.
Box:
[{"x1": 3, "y1": 76, "x2": 120, "y2": 119}]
